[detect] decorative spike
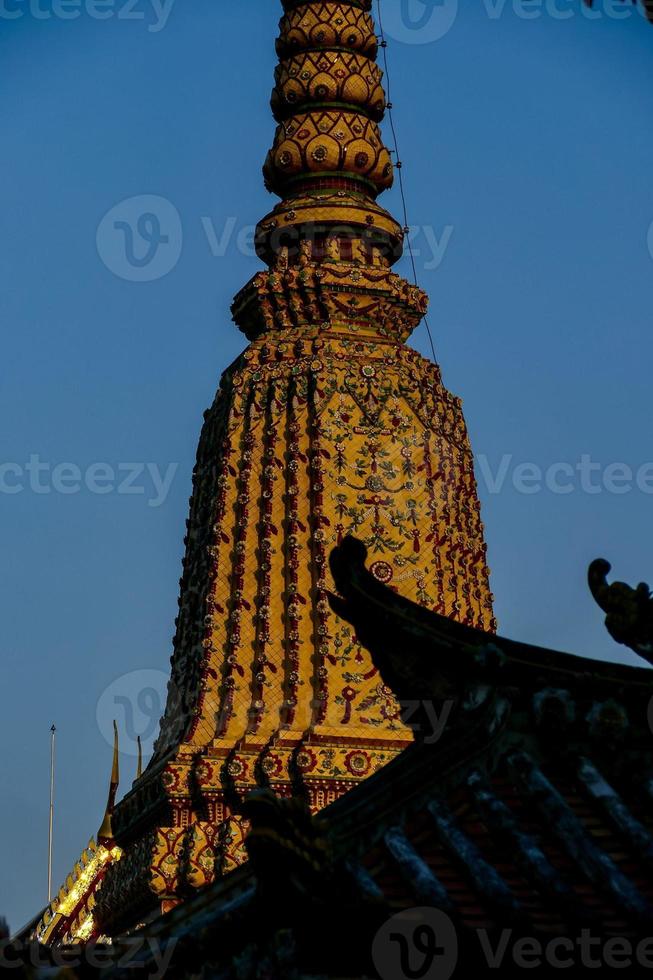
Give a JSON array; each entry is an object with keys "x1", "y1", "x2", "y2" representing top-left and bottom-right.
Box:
[
  {"x1": 111, "y1": 720, "x2": 119, "y2": 785},
  {"x1": 136, "y1": 735, "x2": 143, "y2": 781},
  {"x1": 98, "y1": 721, "x2": 120, "y2": 843}
]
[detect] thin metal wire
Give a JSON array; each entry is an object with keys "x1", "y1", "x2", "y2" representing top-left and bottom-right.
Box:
[{"x1": 376, "y1": 0, "x2": 438, "y2": 363}]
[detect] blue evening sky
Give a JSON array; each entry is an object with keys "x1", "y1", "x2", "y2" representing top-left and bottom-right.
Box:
[{"x1": 1, "y1": 0, "x2": 652, "y2": 931}]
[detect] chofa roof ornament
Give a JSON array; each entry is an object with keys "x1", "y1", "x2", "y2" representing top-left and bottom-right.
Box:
[{"x1": 589, "y1": 558, "x2": 653, "y2": 665}]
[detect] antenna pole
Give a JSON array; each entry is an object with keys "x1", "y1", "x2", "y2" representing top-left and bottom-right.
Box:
[{"x1": 47, "y1": 725, "x2": 56, "y2": 903}]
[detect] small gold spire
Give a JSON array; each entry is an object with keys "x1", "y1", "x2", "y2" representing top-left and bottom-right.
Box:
[{"x1": 97, "y1": 721, "x2": 120, "y2": 843}]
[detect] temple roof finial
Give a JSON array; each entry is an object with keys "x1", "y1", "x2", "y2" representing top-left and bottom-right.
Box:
[{"x1": 97, "y1": 721, "x2": 120, "y2": 844}]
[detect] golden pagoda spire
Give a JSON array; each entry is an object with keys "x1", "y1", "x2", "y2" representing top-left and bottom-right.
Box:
[
  {"x1": 233, "y1": 0, "x2": 427, "y2": 343},
  {"x1": 259, "y1": 0, "x2": 400, "y2": 258},
  {"x1": 97, "y1": 721, "x2": 119, "y2": 844},
  {"x1": 86, "y1": 0, "x2": 495, "y2": 936}
]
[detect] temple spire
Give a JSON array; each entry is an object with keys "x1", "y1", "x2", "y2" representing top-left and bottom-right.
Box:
[
  {"x1": 257, "y1": 0, "x2": 401, "y2": 264},
  {"x1": 232, "y1": 0, "x2": 427, "y2": 343},
  {"x1": 38, "y1": 1, "x2": 495, "y2": 942},
  {"x1": 97, "y1": 721, "x2": 119, "y2": 844}
]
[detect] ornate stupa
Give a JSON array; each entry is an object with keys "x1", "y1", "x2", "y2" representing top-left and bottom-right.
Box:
[{"x1": 36, "y1": 0, "x2": 494, "y2": 942}]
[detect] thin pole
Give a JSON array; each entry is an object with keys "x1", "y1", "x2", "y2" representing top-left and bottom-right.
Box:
[{"x1": 48, "y1": 725, "x2": 56, "y2": 903}]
